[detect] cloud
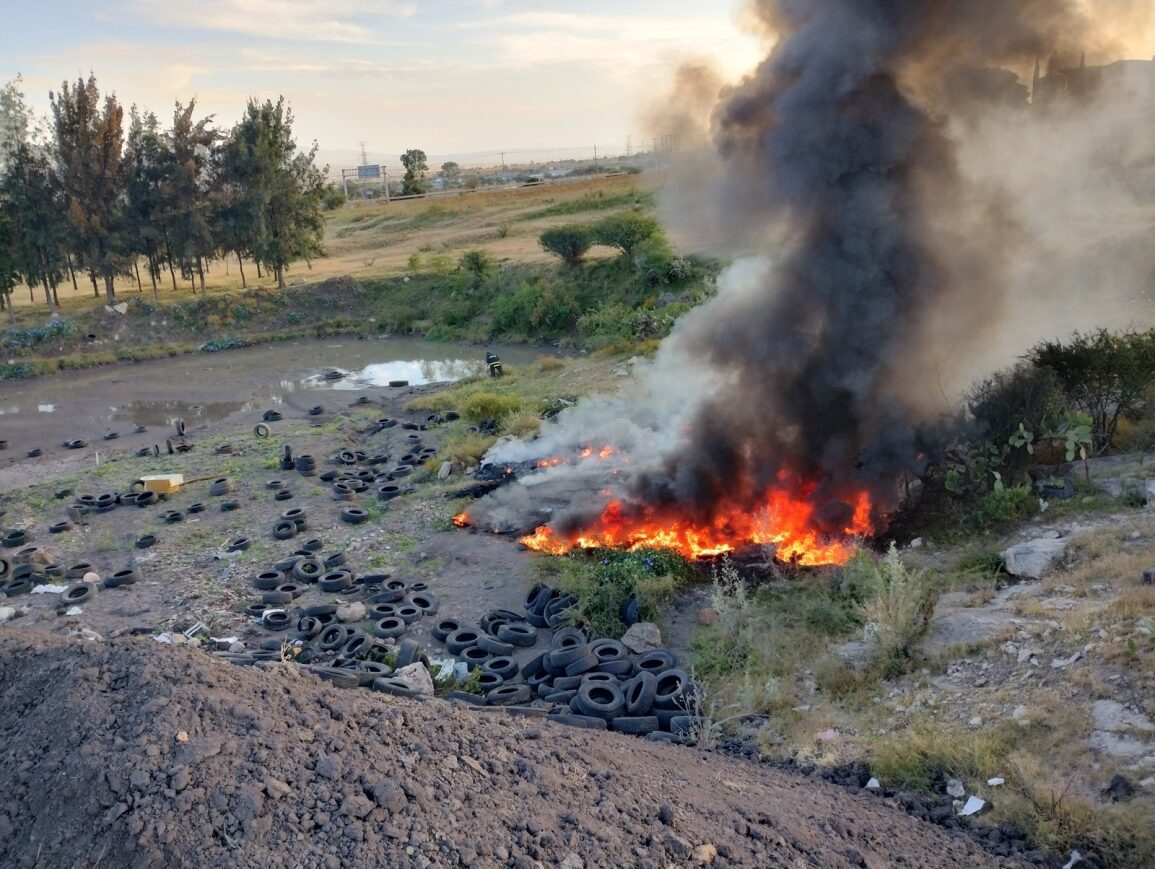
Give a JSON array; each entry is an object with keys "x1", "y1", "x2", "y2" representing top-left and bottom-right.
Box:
[{"x1": 129, "y1": 0, "x2": 417, "y2": 44}]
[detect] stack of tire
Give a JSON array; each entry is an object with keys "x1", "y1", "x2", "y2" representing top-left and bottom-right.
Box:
[{"x1": 430, "y1": 583, "x2": 702, "y2": 743}]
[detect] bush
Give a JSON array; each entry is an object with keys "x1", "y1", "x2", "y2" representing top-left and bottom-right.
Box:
[
  {"x1": 1026, "y1": 328, "x2": 1155, "y2": 454},
  {"x1": 973, "y1": 484, "x2": 1038, "y2": 529},
  {"x1": 322, "y1": 188, "x2": 347, "y2": 210},
  {"x1": 199, "y1": 336, "x2": 248, "y2": 353},
  {"x1": 967, "y1": 363, "x2": 1068, "y2": 451},
  {"x1": 549, "y1": 547, "x2": 690, "y2": 638},
  {"x1": 859, "y1": 544, "x2": 932, "y2": 670},
  {"x1": 491, "y1": 281, "x2": 579, "y2": 338},
  {"x1": 458, "y1": 249, "x2": 494, "y2": 286},
  {"x1": 459, "y1": 391, "x2": 525, "y2": 424},
  {"x1": 539, "y1": 224, "x2": 593, "y2": 267},
  {"x1": 591, "y1": 212, "x2": 661, "y2": 256}
]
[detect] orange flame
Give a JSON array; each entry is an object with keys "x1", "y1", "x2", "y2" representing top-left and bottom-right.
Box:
[
  {"x1": 452, "y1": 511, "x2": 470, "y2": 527},
  {"x1": 518, "y1": 487, "x2": 873, "y2": 566}
]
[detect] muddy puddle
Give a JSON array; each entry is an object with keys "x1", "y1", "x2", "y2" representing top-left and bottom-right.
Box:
[{"x1": 0, "y1": 337, "x2": 539, "y2": 460}]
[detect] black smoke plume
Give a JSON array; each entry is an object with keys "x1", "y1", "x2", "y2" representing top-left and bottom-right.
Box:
[{"x1": 467, "y1": 0, "x2": 1120, "y2": 545}]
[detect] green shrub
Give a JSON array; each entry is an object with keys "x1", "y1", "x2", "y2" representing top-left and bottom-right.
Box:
[
  {"x1": 539, "y1": 224, "x2": 593, "y2": 267},
  {"x1": 199, "y1": 336, "x2": 248, "y2": 353},
  {"x1": 858, "y1": 544, "x2": 933, "y2": 670},
  {"x1": 591, "y1": 212, "x2": 661, "y2": 256},
  {"x1": 0, "y1": 318, "x2": 77, "y2": 352},
  {"x1": 548, "y1": 547, "x2": 691, "y2": 638},
  {"x1": 458, "y1": 249, "x2": 494, "y2": 285},
  {"x1": 974, "y1": 484, "x2": 1038, "y2": 528},
  {"x1": 491, "y1": 281, "x2": 579, "y2": 338}
]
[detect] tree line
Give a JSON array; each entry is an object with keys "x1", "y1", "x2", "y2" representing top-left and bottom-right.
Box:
[{"x1": 0, "y1": 74, "x2": 327, "y2": 320}]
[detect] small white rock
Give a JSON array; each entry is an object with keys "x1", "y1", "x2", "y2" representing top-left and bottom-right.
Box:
[
  {"x1": 946, "y1": 779, "x2": 966, "y2": 798},
  {"x1": 987, "y1": 777, "x2": 1005, "y2": 787},
  {"x1": 968, "y1": 716, "x2": 984, "y2": 729},
  {"x1": 865, "y1": 777, "x2": 882, "y2": 792},
  {"x1": 65, "y1": 606, "x2": 84, "y2": 616},
  {"x1": 0, "y1": 606, "x2": 16, "y2": 623}
]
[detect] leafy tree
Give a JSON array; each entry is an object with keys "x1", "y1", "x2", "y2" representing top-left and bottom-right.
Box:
[
  {"x1": 591, "y1": 211, "x2": 661, "y2": 256},
  {"x1": 400, "y1": 148, "x2": 428, "y2": 195},
  {"x1": 458, "y1": 249, "x2": 493, "y2": 289},
  {"x1": 1, "y1": 142, "x2": 68, "y2": 314},
  {"x1": 1027, "y1": 328, "x2": 1155, "y2": 455},
  {"x1": 0, "y1": 75, "x2": 31, "y2": 172},
  {"x1": 123, "y1": 108, "x2": 169, "y2": 295},
  {"x1": 539, "y1": 223, "x2": 593, "y2": 267},
  {"x1": 50, "y1": 75, "x2": 127, "y2": 301},
  {"x1": 218, "y1": 97, "x2": 326, "y2": 289},
  {"x1": 440, "y1": 160, "x2": 461, "y2": 187},
  {"x1": 166, "y1": 100, "x2": 219, "y2": 294}
]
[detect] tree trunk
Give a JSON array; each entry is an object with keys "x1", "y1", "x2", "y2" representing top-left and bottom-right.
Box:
[
  {"x1": 66, "y1": 253, "x2": 79, "y2": 292},
  {"x1": 256, "y1": 261, "x2": 263, "y2": 279},
  {"x1": 196, "y1": 256, "x2": 206, "y2": 295},
  {"x1": 104, "y1": 273, "x2": 116, "y2": 303},
  {"x1": 237, "y1": 252, "x2": 247, "y2": 289},
  {"x1": 90, "y1": 272, "x2": 100, "y2": 298},
  {"x1": 276, "y1": 266, "x2": 285, "y2": 289},
  {"x1": 134, "y1": 260, "x2": 143, "y2": 293},
  {"x1": 51, "y1": 281, "x2": 60, "y2": 307},
  {"x1": 42, "y1": 279, "x2": 57, "y2": 315},
  {"x1": 4, "y1": 294, "x2": 13, "y2": 324},
  {"x1": 163, "y1": 234, "x2": 178, "y2": 293}
]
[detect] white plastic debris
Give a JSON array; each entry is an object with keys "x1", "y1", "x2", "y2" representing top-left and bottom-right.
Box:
[
  {"x1": 31, "y1": 584, "x2": 69, "y2": 594},
  {"x1": 1062, "y1": 850, "x2": 1084, "y2": 869},
  {"x1": 64, "y1": 606, "x2": 83, "y2": 616},
  {"x1": 430, "y1": 656, "x2": 468, "y2": 681},
  {"x1": 210, "y1": 636, "x2": 239, "y2": 645},
  {"x1": 958, "y1": 796, "x2": 988, "y2": 816},
  {"x1": 865, "y1": 777, "x2": 882, "y2": 792},
  {"x1": 155, "y1": 632, "x2": 173, "y2": 644},
  {"x1": 987, "y1": 777, "x2": 1005, "y2": 787}
]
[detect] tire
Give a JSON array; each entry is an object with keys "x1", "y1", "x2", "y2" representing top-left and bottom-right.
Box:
[
  {"x1": 323, "y1": 551, "x2": 346, "y2": 568},
  {"x1": 564, "y1": 653, "x2": 600, "y2": 677},
  {"x1": 331, "y1": 483, "x2": 354, "y2": 502},
  {"x1": 297, "y1": 616, "x2": 323, "y2": 640},
  {"x1": 480, "y1": 656, "x2": 518, "y2": 681},
  {"x1": 548, "y1": 713, "x2": 607, "y2": 731},
  {"x1": 394, "y1": 605, "x2": 422, "y2": 624},
  {"x1": 135, "y1": 535, "x2": 157, "y2": 550},
  {"x1": 445, "y1": 628, "x2": 481, "y2": 656},
  {"x1": 544, "y1": 689, "x2": 578, "y2": 706},
  {"x1": 319, "y1": 625, "x2": 355, "y2": 651},
  {"x1": 253, "y1": 423, "x2": 270, "y2": 438},
  {"x1": 370, "y1": 677, "x2": 419, "y2": 698},
  {"x1": 544, "y1": 594, "x2": 576, "y2": 627},
  {"x1": 394, "y1": 638, "x2": 421, "y2": 668},
  {"x1": 273, "y1": 521, "x2": 298, "y2": 541},
  {"x1": 61, "y1": 581, "x2": 98, "y2": 606},
  {"x1": 549, "y1": 643, "x2": 591, "y2": 668},
  {"x1": 407, "y1": 593, "x2": 439, "y2": 615},
  {"x1": 292, "y1": 558, "x2": 323, "y2": 583},
  {"x1": 431, "y1": 618, "x2": 461, "y2": 643},
  {"x1": 486, "y1": 684, "x2": 533, "y2": 706},
  {"x1": 226, "y1": 537, "x2": 251, "y2": 552},
  {"x1": 460, "y1": 647, "x2": 490, "y2": 670},
  {"x1": 277, "y1": 582, "x2": 307, "y2": 599},
  {"x1": 342, "y1": 633, "x2": 375, "y2": 659},
  {"x1": 301, "y1": 538, "x2": 324, "y2": 553},
  {"x1": 368, "y1": 603, "x2": 397, "y2": 620},
  {"x1": 590, "y1": 639, "x2": 627, "y2": 663},
  {"x1": 318, "y1": 571, "x2": 352, "y2": 593},
  {"x1": 519, "y1": 652, "x2": 548, "y2": 681},
  {"x1": 480, "y1": 608, "x2": 522, "y2": 636},
  {"x1": 220, "y1": 500, "x2": 240, "y2": 512},
  {"x1": 307, "y1": 666, "x2": 359, "y2": 689},
  {"x1": 525, "y1": 583, "x2": 552, "y2": 614},
  {"x1": 108, "y1": 568, "x2": 139, "y2": 587},
  {"x1": 550, "y1": 626, "x2": 586, "y2": 650},
  {"x1": 623, "y1": 670, "x2": 660, "y2": 721},
  {"x1": 611, "y1": 716, "x2": 660, "y2": 735},
  {"x1": 476, "y1": 672, "x2": 504, "y2": 693},
  {"x1": 372, "y1": 617, "x2": 406, "y2": 639},
  {"x1": 262, "y1": 590, "x2": 293, "y2": 605},
  {"x1": 208, "y1": 477, "x2": 233, "y2": 496},
  {"x1": 263, "y1": 611, "x2": 292, "y2": 631},
  {"x1": 66, "y1": 562, "x2": 93, "y2": 580},
  {"x1": 551, "y1": 675, "x2": 583, "y2": 692},
  {"x1": 573, "y1": 682, "x2": 625, "y2": 720},
  {"x1": 653, "y1": 668, "x2": 695, "y2": 710},
  {"x1": 475, "y1": 633, "x2": 515, "y2": 656},
  {"x1": 187, "y1": 502, "x2": 206, "y2": 514},
  {"x1": 49, "y1": 521, "x2": 72, "y2": 534},
  {"x1": 274, "y1": 490, "x2": 293, "y2": 501},
  {"x1": 634, "y1": 649, "x2": 677, "y2": 675},
  {"x1": 299, "y1": 603, "x2": 338, "y2": 618},
  {"x1": 4, "y1": 578, "x2": 34, "y2": 597},
  {"x1": 496, "y1": 623, "x2": 537, "y2": 648},
  {"x1": 597, "y1": 659, "x2": 634, "y2": 678},
  {"x1": 262, "y1": 410, "x2": 283, "y2": 422}
]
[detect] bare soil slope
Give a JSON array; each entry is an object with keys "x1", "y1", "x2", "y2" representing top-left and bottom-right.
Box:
[{"x1": 0, "y1": 632, "x2": 1008, "y2": 869}]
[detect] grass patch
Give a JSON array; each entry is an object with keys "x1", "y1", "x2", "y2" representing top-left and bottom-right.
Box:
[
  {"x1": 538, "y1": 547, "x2": 692, "y2": 638},
  {"x1": 520, "y1": 188, "x2": 655, "y2": 221}
]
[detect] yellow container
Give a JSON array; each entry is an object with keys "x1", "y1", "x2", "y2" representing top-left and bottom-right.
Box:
[{"x1": 137, "y1": 474, "x2": 185, "y2": 494}]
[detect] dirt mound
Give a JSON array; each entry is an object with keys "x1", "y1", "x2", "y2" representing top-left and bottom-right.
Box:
[{"x1": 0, "y1": 632, "x2": 1006, "y2": 868}]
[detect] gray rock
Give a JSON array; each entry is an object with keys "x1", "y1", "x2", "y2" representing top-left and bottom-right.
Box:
[
  {"x1": 1050, "y1": 651, "x2": 1082, "y2": 669},
  {"x1": 946, "y1": 779, "x2": 966, "y2": 798},
  {"x1": 340, "y1": 793, "x2": 374, "y2": 819},
  {"x1": 336, "y1": 603, "x2": 366, "y2": 623},
  {"x1": 1087, "y1": 731, "x2": 1155, "y2": 760},
  {"x1": 315, "y1": 754, "x2": 341, "y2": 781},
  {"x1": 1002, "y1": 538, "x2": 1068, "y2": 579},
  {"x1": 437, "y1": 461, "x2": 457, "y2": 480},
  {"x1": 1092, "y1": 699, "x2": 1155, "y2": 733},
  {"x1": 0, "y1": 606, "x2": 16, "y2": 624},
  {"x1": 621, "y1": 622, "x2": 662, "y2": 654},
  {"x1": 365, "y1": 778, "x2": 408, "y2": 813},
  {"x1": 865, "y1": 777, "x2": 882, "y2": 792},
  {"x1": 394, "y1": 662, "x2": 435, "y2": 695},
  {"x1": 557, "y1": 854, "x2": 584, "y2": 869},
  {"x1": 835, "y1": 639, "x2": 877, "y2": 671}
]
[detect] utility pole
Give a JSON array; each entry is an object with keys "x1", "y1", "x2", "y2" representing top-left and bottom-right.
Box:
[
  {"x1": 359, "y1": 141, "x2": 368, "y2": 166},
  {"x1": 500, "y1": 152, "x2": 506, "y2": 171},
  {"x1": 626, "y1": 135, "x2": 631, "y2": 157}
]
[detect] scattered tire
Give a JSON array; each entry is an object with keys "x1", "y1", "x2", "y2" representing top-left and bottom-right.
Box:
[
  {"x1": 61, "y1": 581, "x2": 98, "y2": 606},
  {"x1": 574, "y1": 682, "x2": 625, "y2": 720},
  {"x1": 496, "y1": 623, "x2": 537, "y2": 647},
  {"x1": 1, "y1": 530, "x2": 29, "y2": 548},
  {"x1": 226, "y1": 537, "x2": 251, "y2": 552},
  {"x1": 611, "y1": 716, "x2": 660, "y2": 735},
  {"x1": 590, "y1": 639, "x2": 627, "y2": 662},
  {"x1": 475, "y1": 633, "x2": 515, "y2": 656},
  {"x1": 431, "y1": 618, "x2": 461, "y2": 643},
  {"x1": 481, "y1": 656, "x2": 519, "y2": 681},
  {"x1": 262, "y1": 410, "x2": 283, "y2": 422},
  {"x1": 296, "y1": 616, "x2": 323, "y2": 640},
  {"x1": 547, "y1": 713, "x2": 608, "y2": 731},
  {"x1": 372, "y1": 617, "x2": 406, "y2": 639},
  {"x1": 263, "y1": 611, "x2": 292, "y2": 631},
  {"x1": 253, "y1": 423, "x2": 271, "y2": 438},
  {"x1": 394, "y1": 605, "x2": 422, "y2": 624},
  {"x1": 159, "y1": 510, "x2": 183, "y2": 525},
  {"x1": 262, "y1": 590, "x2": 293, "y2": 606},
  {"x1": 653, "y1": 669, "x2": 695, "y2": 710},
  {"x1": 394, "y1": 638, "x2": 422, "y2": 668},
  {"x1": 318, "y1": 570, "x2": 352, "y2": 593},
  {"x1": 564, "y1": 653, "x2": 600, "y2": 678},
  {"x1": 107, "y1": 568, "x2": 139, "y2": 587},
  {"x1": 301, "y1": 538, "x2": 323, "y2": 553},
  {"x1": 307, "y1": 666, "x2": 359, "y2": 689},
  {"x1": 292, "y1": 558, "x2": 323, "y2": 583},
  {"x1": 370, "y1": 677, "x2": 419, "y2": 698},
  {"x1": 319, "y1": 625, "x2": 356, "y2": 651},
  {"x1": 48, "y1": 521, "x2": 72, "y2": 534},
  {"x1": 273, "y1": 520, "x2": 298, "y2": 541},
  {"x1": 635, "y1": 649, "x2": 678, "y2": 675},
  {"x1": 220, "y1": 500, "x2": 240, "y2": 512},
  {"x1": 340, "y1": 507, "x2": 368, "y2": 525},
  {"x1": 460, "y1": 646, "x2": 491, "y2": 670},
  {"x1": 597, "y1": 659, "x2": 634, "y2": 678},
  {"x1": 445, "y1": 629, "x2": 481, "y2": 656},
  {"x1": 486, "y1": 684, "x2": 533, "y2": 706},
  {"x1": 188, "y1": 502, "x2": 207, "y2": 514},
  {"x1": 550, "y1": 643, "x2": 592, "y2": 668},
  {"x1": 208, "y1": 477, "x2": 234, "y2": 496}
]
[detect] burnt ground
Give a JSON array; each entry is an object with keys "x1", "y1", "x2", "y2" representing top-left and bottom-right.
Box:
[
  {"x1": 0, "y1": 632, "x2": 1011, "y2": 869},
  {"x1": 0, "y1": 381, "x2": 1026, "y2": 866}
]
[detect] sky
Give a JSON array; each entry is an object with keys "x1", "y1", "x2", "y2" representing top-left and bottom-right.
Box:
[{"x1": 0, "y1": 0, "x2": 767, "y2": 169}]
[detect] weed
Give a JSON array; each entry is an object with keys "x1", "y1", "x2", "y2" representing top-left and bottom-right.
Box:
[{"x1": 858, "y1": 544, "x2": 933, "y2": 672}]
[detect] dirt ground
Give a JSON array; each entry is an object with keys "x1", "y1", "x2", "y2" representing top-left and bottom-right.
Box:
[
  {"x1": 0, "y1": 369, "x2": 1029, "y2": 867},
  {"x1": 0, "y1": 632, "x2": 1011, "y2": 869}
]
